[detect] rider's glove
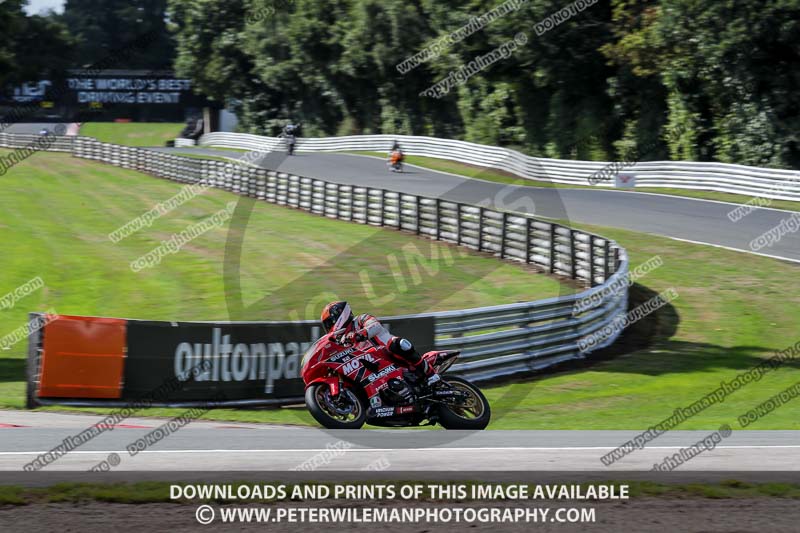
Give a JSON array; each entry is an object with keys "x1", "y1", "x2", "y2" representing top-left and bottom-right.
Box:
[{"x1": 343, "y1": 330, "x2": 367, "y2": 344}]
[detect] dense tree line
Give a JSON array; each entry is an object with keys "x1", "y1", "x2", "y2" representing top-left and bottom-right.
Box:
[
  {"x1": 166, "y1": 0, "x2": 800, "y2": 168},
  {"x1": 61, "y1": 0, "x2": 174, "y2": 69},
  {"x1": 2, "y1": 0, "x2": 174, "y2": 86},
  {"x1": 3, "y1": 1, "x2": 798, "y2": 168},
  {"x1": 0, "y1": 1, "x2": 73, "y2": 88}
]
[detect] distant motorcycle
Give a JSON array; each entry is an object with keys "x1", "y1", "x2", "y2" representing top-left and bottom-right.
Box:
[
  {"x1": 388, "y1": 150, "x2": 404, "y2": 172},
  {"x1": 281, "y1": 123, "x2": 300, "y2": 155},
  {"x1": 282, "y1": 133, "x2": 296, "y2": 155},
  {"x1": 301, "y1": 330, "x2": 491, "y2": 430}
]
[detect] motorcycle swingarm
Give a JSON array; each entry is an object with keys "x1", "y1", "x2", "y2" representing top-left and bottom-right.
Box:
[{"x1": 420, "y1": 388, "x2": 468, "y2": 402}]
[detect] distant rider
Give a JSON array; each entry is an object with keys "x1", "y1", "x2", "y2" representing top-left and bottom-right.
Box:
[
  {"x1": 281, "y1": 122, "x2": 299, "y2": 154},
  {"x1": 388, "y1": 140, "x2": 404, "y2": 172},
  {"x1": 320, "y1": 301, "x2": 440, "y2": 387}
]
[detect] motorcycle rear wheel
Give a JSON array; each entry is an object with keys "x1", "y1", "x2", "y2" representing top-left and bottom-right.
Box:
[
  {"x1": 305, "y1": 384, "x2": 366, "y2": 430},
  {"x1": 436, "y1": 376, "x2": 491, "y2": 430}
]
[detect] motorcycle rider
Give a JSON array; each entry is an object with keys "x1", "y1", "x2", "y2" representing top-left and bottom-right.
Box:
[
  {"x1": 281, "y1": 122, "x2": 299, "y2": 154},
  {"x1": 387, "y1": 140, "x2": 404, "y2": 172},
  {"x1": 320, "y1": 301, "x2": 441, "y2": 387}
]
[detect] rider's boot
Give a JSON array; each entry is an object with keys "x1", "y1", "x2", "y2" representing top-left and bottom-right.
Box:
[{"x1": 415, "y1": 359, "x2": 441, "y2": 388}]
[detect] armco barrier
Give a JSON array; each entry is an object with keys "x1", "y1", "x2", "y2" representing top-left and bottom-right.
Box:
[
  {"x1": 174, "y1": 138, "x2": 197, "y2": 148},
  {"x1": 15, "y1": 135, "x2": 629, "y2": 408},
  {"x1": 196, "y1": 132, "x2": 800, "y2": 201},
  {"x1": 0, "y1": 132, "x2": 76, "y2": 152}
]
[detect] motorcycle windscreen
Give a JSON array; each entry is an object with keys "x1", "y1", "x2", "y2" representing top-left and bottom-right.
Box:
[{"x1": 301, "y1": 337, "x2": 327, "y2": 369}]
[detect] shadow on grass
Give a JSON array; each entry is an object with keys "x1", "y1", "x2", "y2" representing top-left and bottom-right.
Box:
[
  {"x1": 488, "y1": 282, "x2": 794, "y2": 389},
  {"x1": 586, "y1": 282, "x2": 798, "y2": 375},
  {"x1": 0, "y1": 358, "x2": 25, "y2": 383},
  {"x1": 607, "y1": 282, "x2": 680, "y2": 354}
]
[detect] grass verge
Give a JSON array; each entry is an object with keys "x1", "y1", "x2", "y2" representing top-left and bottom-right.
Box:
[{"x1": 79, "y1": 123, "x2": 184, "y2": 147}]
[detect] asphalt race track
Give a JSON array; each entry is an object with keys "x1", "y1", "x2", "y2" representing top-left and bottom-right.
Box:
[
  {"x1": 0, "y1": 411, "x2": 798, "y2": 473},
  {"x1": 151, "y1": 147, "x2": 800, "y2": 263},
  {"x1": 4, "y1": 123, "x2": 73, "y2": 135}
]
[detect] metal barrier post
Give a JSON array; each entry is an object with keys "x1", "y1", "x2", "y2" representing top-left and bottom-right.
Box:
[
  {"x1": 570, "y1": 229, "x2": 577, "y2": 279},
  {"x1": 500, "y1": 212, "x2": 508, "y2": 259}
]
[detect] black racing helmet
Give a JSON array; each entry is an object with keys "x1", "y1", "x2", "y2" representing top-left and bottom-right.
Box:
[{"x1": 320, "y1": 301, "x2": 352, "y2": 333}]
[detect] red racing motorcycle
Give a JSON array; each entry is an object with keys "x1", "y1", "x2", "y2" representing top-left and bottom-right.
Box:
[{"x1": 301, "y1": 332, "x2": 491, "y2": 430}]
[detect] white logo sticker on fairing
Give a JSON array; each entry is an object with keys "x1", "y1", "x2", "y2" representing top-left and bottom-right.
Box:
[
  {"x1": 367, "y1": 365, "x2": 397, "y2": 383},
  {"x1": 342, "y1": 359, "x2": 360, "y2": 374}
]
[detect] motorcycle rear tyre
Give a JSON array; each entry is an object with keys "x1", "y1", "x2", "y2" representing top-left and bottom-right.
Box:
[{"x1": 437, "y1": 376, "x2": 491, "y2": 430}]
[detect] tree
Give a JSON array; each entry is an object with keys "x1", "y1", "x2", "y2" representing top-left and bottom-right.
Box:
[
  {"x1": 0, "y1": 1, "x2": 74, "y2": 88},
  {"x1": 0, "y1": 0, "x2": 26, "y2": 88},
  {"x1": 606, "y1": 0, "x2": 800, "y2": 167},
  {"x1": 62, "y1": 0, "x2": 174, "y2": 69},
  {"x1": 167, "y1": 0, "x2": 800, "y2": 168}
]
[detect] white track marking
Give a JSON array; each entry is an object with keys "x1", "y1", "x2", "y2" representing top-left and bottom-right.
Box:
[
  {"x1": 4, "y1": 445, "x2": 800, "y2": 456},
  {"x1": 660, "y1": 235, "x2": 800, "y2": 264}
]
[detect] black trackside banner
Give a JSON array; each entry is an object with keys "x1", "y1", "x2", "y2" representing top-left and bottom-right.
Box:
[{"x1": 123, "y1": 317, "x2": 436, "y2": 401}]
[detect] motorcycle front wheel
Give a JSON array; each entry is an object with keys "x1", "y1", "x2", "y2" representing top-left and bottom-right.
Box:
[
  {"x1": 437, "y1": 376, "x2": 491, "y2": 430},
  {"x1": 305, "y1": 384, "x2": 366, "y2": 430}
]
